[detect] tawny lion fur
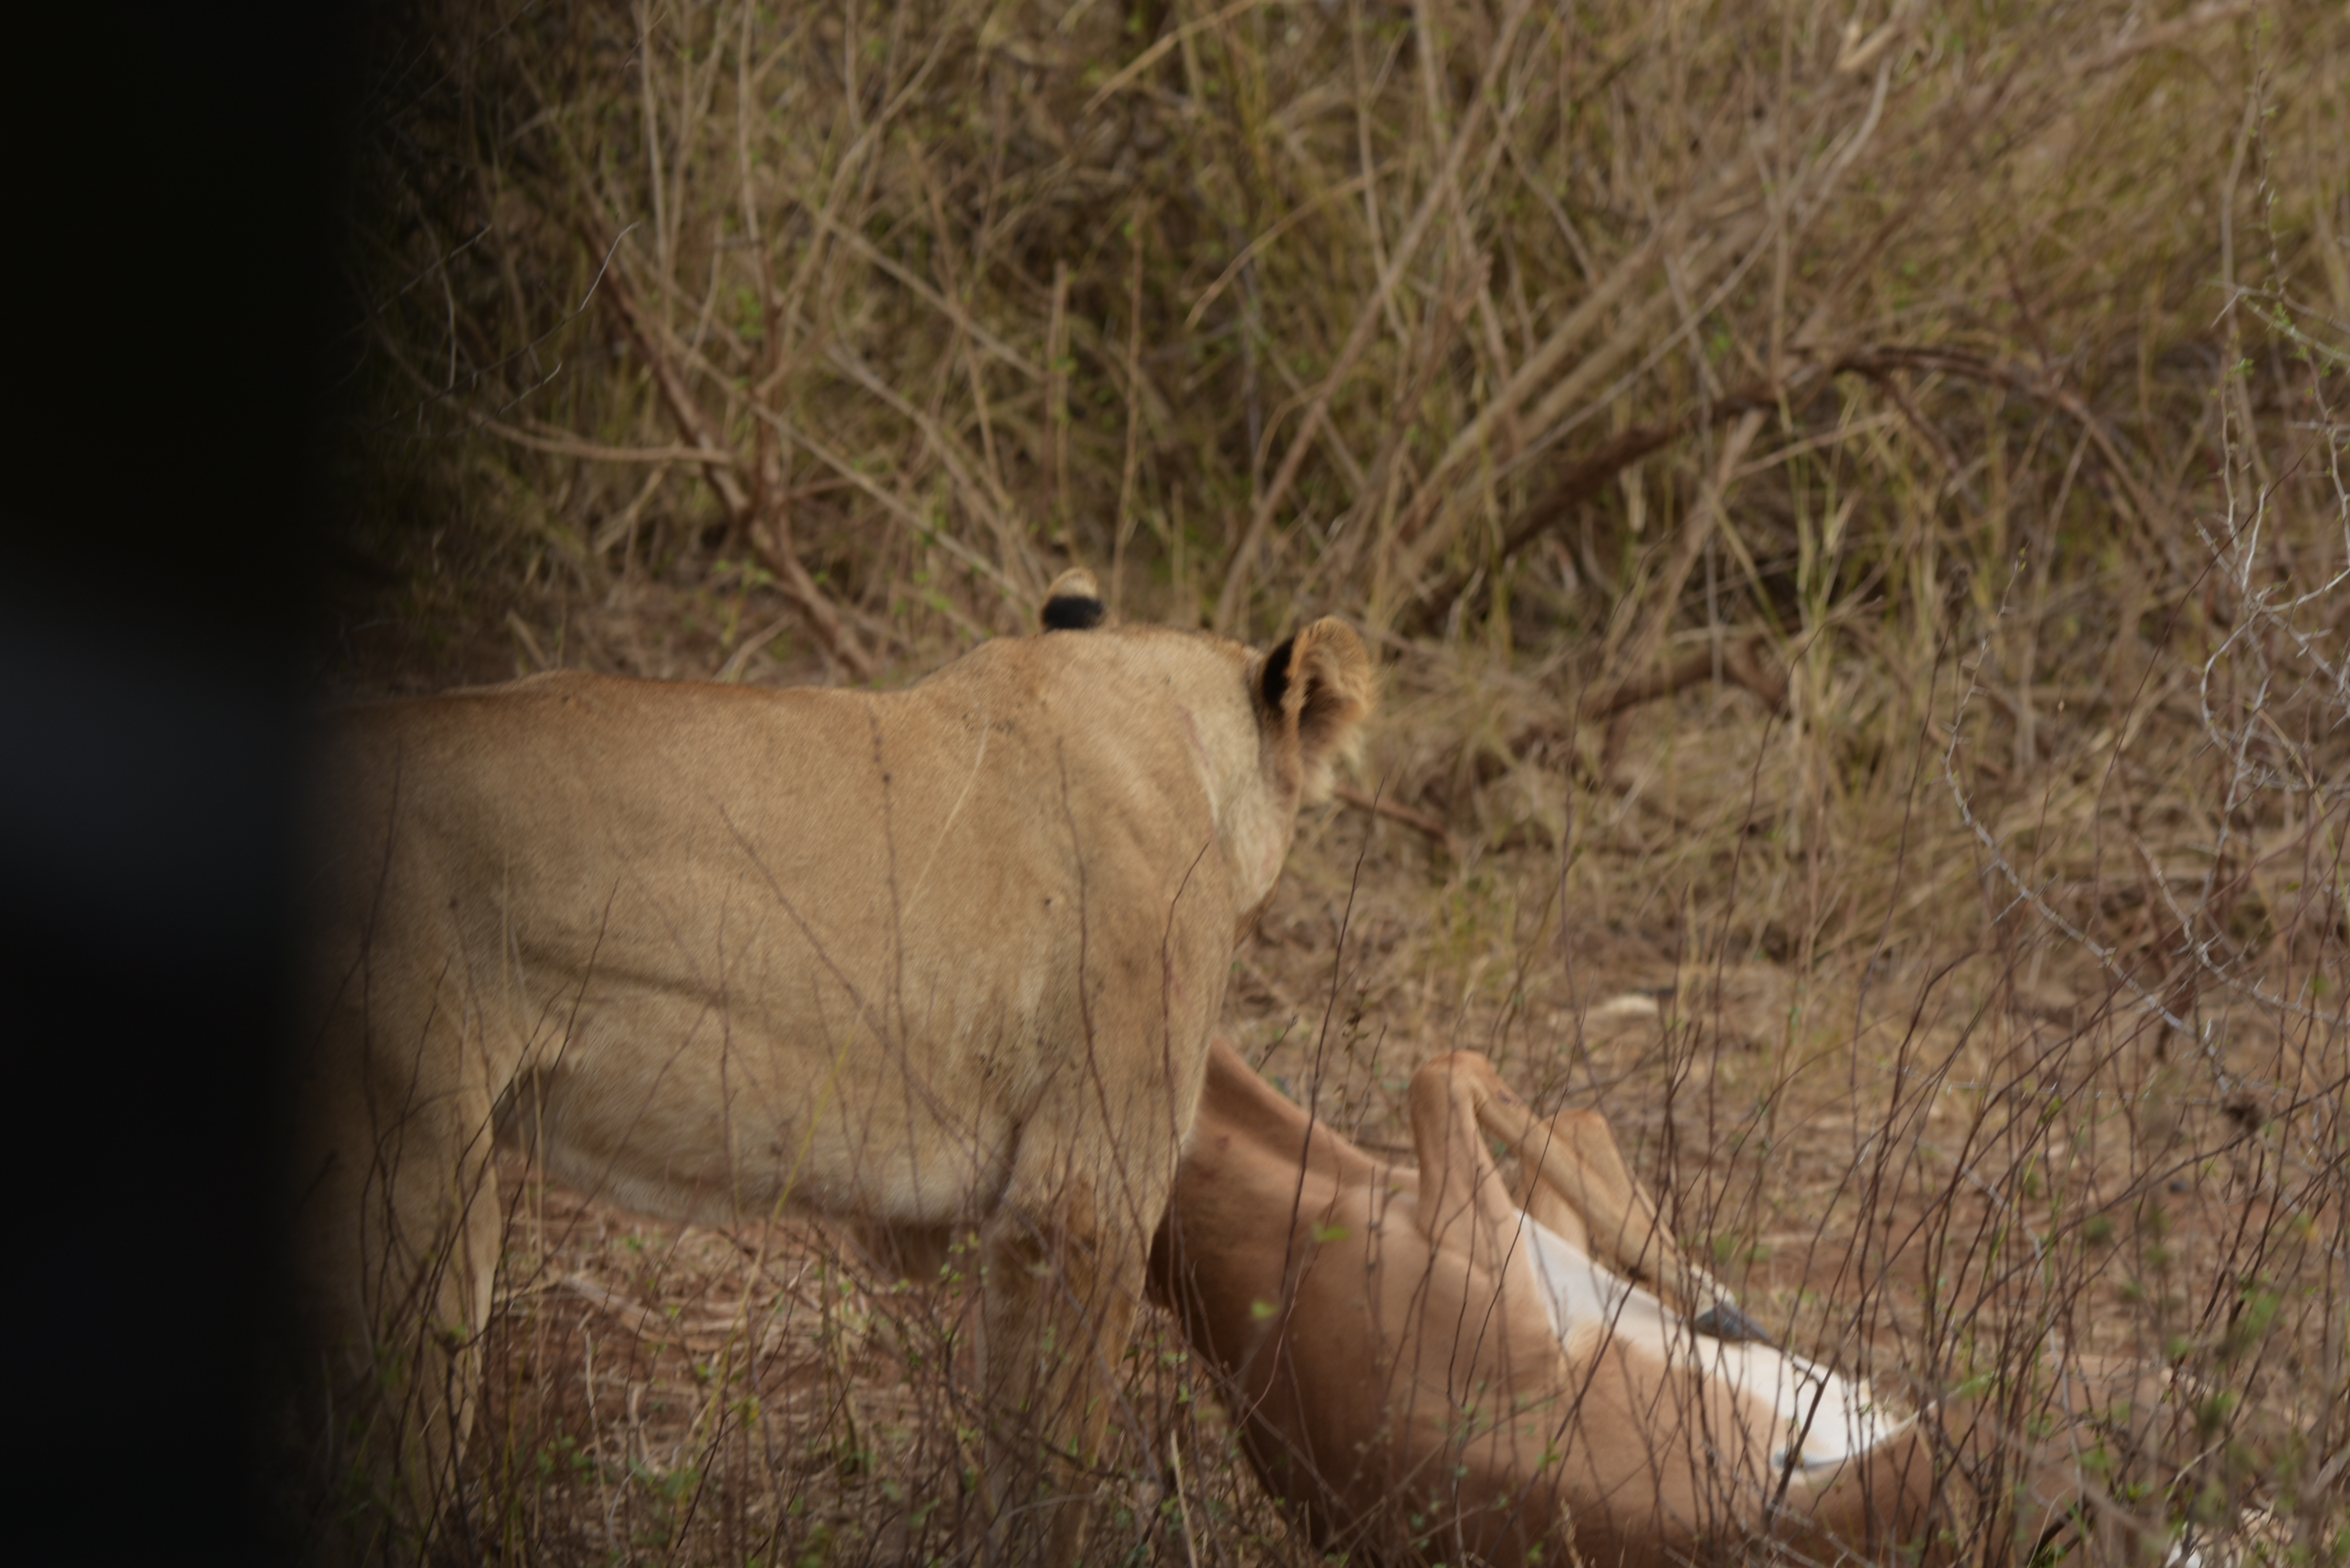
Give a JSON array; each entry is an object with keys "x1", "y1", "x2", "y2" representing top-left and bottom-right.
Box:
[{"x1": 288, "y1": 580, "x2": 1370, "y2": 1563}]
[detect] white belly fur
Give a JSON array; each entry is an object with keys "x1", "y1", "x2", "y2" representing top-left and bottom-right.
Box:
[{"x1": 1518, "y1": 1214, "x2": 1909, "y2": 1472}]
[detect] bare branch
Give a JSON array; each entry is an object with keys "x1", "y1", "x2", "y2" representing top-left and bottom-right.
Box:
[{"x1": 594, "y1": 248, "x2": 878, "y2": 682}]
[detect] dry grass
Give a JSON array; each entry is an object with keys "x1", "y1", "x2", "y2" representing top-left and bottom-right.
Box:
[{"x1": 320, "y1": 0, "x2": 2347, "y2": 1561}]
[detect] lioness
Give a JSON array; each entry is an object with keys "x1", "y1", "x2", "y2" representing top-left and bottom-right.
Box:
[
  {"x1": 1153, "y1": 1040, "x2": 2197, "y2": 1566},
  {"x1": 289, "y1": 574, "x2": 1370, "y2": 1563}
]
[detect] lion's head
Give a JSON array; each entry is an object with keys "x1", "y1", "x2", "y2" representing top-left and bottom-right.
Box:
[{"x1": 1036, "y1": 567, "x2": 1374, "y2": 924}]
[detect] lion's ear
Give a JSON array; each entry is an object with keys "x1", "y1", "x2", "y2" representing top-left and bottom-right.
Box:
[
  {"x1": 1259, "y1": 618, "x2": 1374, "y2": 803},
  {"x1": 1041, "y1": 568, "x2": 1107, "y2": 631}
]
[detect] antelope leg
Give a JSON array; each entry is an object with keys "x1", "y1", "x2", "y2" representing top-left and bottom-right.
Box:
[
  {"x1": 1474, "y1": 1092, "x2": 1768, "y2": 1342},
  {"x1": 1404, "y1": 1053, "x2": 1541, "y2": 1272}
]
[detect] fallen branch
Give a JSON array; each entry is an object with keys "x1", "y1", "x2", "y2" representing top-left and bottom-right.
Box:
[
  {"x1": 1581, "y1": 635, "x2": 1789, "y2": 723},
  {"x1": 1407, "y1": 384, "x2": 1780, "y2": 633},
  {"x1": 1834, "y1": 344, "x2": 2165, "y2": 536},
  {"x1": 472, "y1": 416, "x2": 731, "y2": 467},
  {"x1": 1332, "y1": 634, "x2": 1783, "y2": 852},
  {"x1": 1413, "y1": 338, "x2": 2167, "y2": 631},
  {"x1": 1333, "y1": 784, "x2": 1460, "y2": 858}
]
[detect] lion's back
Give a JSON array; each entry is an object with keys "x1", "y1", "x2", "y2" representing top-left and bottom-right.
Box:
[{"x1": 315, "y1": 639, "x2": 1259, "y2": 1090}]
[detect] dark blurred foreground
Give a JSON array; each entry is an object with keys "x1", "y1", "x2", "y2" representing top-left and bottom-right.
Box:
[{"x1": 4, "y1": 7, "x2": 350, "y2": 1563}]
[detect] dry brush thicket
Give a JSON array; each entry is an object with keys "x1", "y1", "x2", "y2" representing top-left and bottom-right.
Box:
[{"x1": 326, "y1": 0, "x2": 2346, "y2": 1561}]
